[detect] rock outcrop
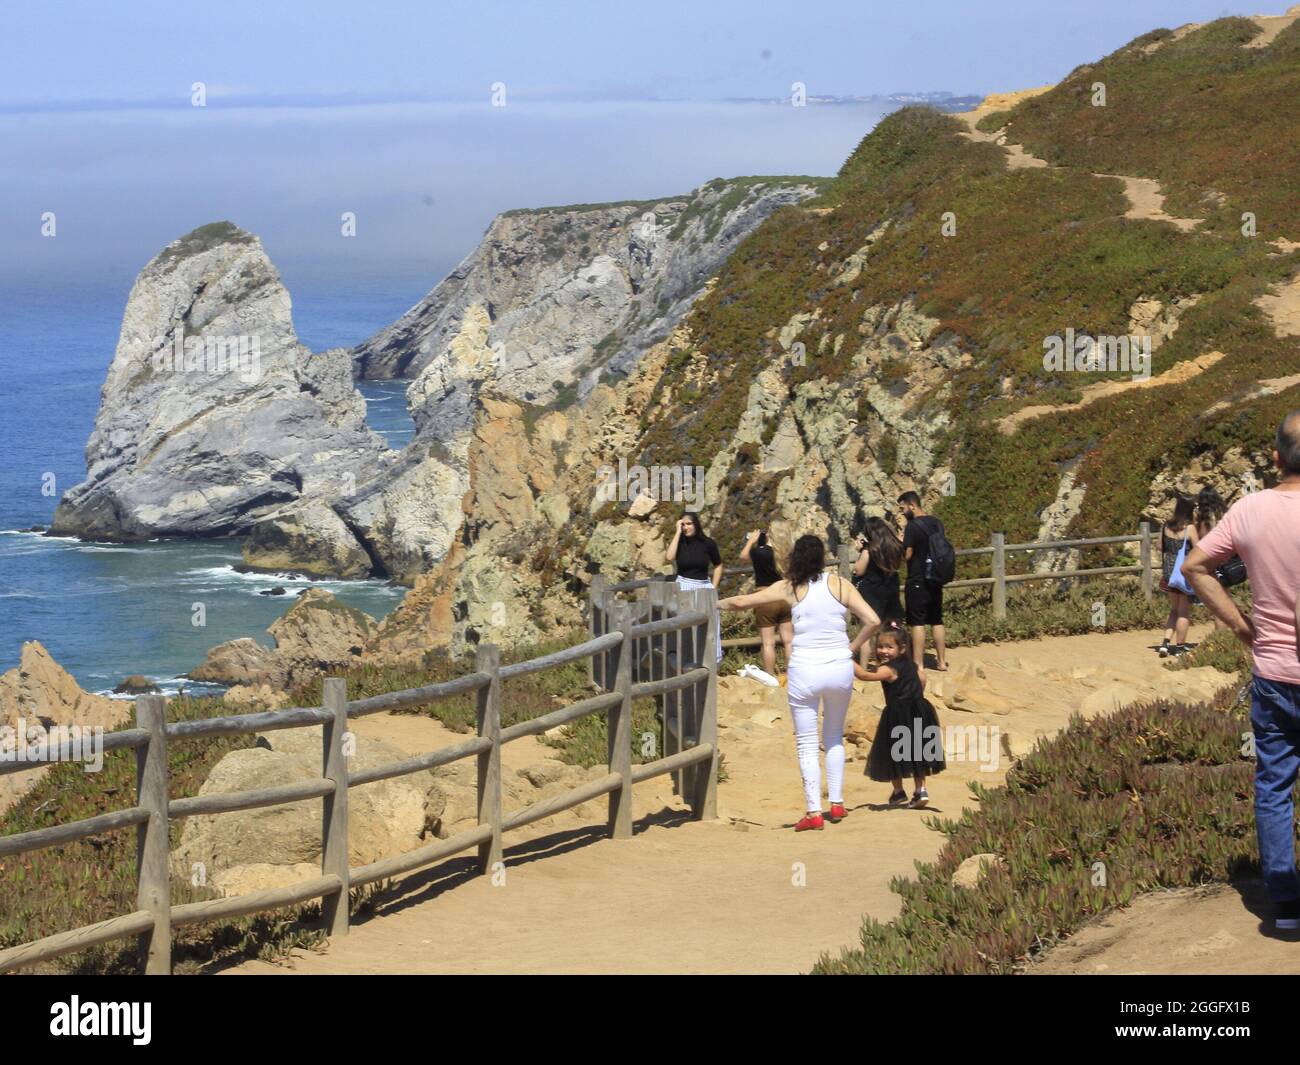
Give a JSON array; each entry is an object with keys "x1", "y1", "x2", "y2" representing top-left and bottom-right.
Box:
[
  {"x1": 189, "y1": 589, "x2": 377, "y2": 689},
  {"x1": 51, "y1": 222, "x2": 387, "y2": 541},
  {"x1": 353, "y1": 178, "x2": 825, "y2": 396},
  {"x1": 0, "y1": 642, "x2": 129, "y2": 812},
  {"x1": 172, "y1": 726, "x2": 438, "y2": 896}
]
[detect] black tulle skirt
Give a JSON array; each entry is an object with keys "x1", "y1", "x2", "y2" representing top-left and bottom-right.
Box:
[{"x1": 866, "y1": 696, "x2": 946, "y2": 782}]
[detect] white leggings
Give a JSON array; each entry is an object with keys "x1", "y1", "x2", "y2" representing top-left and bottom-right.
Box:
[{"x1": 786, "y1": 657, "x2": 855, "y2": 812}]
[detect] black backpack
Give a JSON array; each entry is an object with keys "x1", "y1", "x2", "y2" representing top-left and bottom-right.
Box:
[{"x1": 922, "y1": 518, "x2": 957, "y2": 585}]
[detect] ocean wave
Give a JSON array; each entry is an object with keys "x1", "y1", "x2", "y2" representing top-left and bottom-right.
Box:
[{"x1": 181, "y1": 564, "x2": 403, "y2": 595}]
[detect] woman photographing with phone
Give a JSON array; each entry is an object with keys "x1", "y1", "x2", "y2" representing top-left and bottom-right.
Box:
[
  {"x1": 666, "y1": 511, "x2": 724, "y2": 663},
  {"x1": 740, "y1": 529, "x2": 792, "y2": 678},
  {"x1": 719, "y1": 534, "x2": 881, "y2": 831},
  {"x1": 852, "y1": 516, "x2": 904, "y2": 666}
]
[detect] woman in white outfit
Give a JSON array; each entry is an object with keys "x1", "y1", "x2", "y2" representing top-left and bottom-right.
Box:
[
  {"x1": 666, "y1": 511, "x2": 724, "y2": 663},
  {"x1": 719, "y1": 534, "x2": 880, "y2": 830}
]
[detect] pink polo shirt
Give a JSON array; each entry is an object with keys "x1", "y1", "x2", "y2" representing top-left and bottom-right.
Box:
[{"x1": 1197, "y1": 488, "x2": 1300, "y2": 685}]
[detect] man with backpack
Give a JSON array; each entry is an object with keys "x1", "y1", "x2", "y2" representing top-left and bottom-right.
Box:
[{"x1": 897, "y1": 490, "x2": 956, "y2": 671}]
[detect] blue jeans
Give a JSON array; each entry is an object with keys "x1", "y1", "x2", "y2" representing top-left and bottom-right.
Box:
[{"x1": 1251, "y1": 675, "x2": 1300, "y2": 901}]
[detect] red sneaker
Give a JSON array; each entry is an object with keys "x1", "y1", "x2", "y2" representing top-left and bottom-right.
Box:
[
  {"x1": 827, "y1": 803, "x2": 847, "y2": 823},
  {"x1": 794, "y1": 813, "x2": 825, "y2": 832}
]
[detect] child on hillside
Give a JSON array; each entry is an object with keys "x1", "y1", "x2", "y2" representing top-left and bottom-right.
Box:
[{"x1": 854, "y1": 623, "x2": 945, "y2": 808}]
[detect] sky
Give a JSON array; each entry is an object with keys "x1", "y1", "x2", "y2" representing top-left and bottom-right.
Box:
[
  {"x1": 1, "y1": 0, "x2": 1246, "y2": 108},
  {"x1": 0, "y1": 0, "x2": 1252, "y2": 294}
]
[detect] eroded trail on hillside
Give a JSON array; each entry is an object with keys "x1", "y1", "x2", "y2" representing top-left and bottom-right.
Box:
[{"x1": 220, "y1": 625, "x2": 1233, "y2": 975}]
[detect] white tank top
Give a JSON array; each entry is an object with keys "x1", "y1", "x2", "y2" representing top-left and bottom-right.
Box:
[{"x1": 790, "y1": 575, "x2": 850, "y2": 665}]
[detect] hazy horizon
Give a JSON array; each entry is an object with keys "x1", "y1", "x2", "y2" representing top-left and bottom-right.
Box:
[{"x1": 1, "y1": 0, "x2": 1252, "y2": 291}]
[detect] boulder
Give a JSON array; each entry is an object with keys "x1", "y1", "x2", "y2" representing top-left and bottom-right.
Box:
[
  {"x1": 113, "y1": 675, "x2": 159, "y2": 695},
  {"x1": 952, "y1": 853, "x2": 1006, "y2": 889},
  {"x1": 0, "y1": 642, "x2": 124, "y2": 732},
  {"x1": 172, "y1": 726, "x2": 440, "y2": 891},
  {"x1": 189, "y1": 589, "x2": 377, "y2": 690},
  {"x1": 242, "y1": 499, "x2": 374, "y2": 580},
  {"x1": 188, "y1": 637, "x2": 281, "y2": 687},
  {"x1": 0, "y1": 642, "x2": 130, "y2": 811}
]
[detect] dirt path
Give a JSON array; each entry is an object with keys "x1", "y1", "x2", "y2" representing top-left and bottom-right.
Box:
[
  {"x1": 1092, "y1": 173, "x2": 1202, "y2": 231},
  {"x1": 1029, "y1": 881, "x2": 1300, "y2": 974},
  {"x1": 222, "y1": 623, "x2": 1232, "y2": 975},
  {"x1": 998, "y1": 350, "x2": 1226, "y2": 434}
]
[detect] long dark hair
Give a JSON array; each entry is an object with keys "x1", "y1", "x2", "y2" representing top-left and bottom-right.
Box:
[
  {"x1": 682, "y1": 511, "x2": 708, "y2": 541},
  {"x1": 752, "y1": 530, "x2": 782, "y2": 578},
  {"x1": 864, "y1": 516, "x2": 903, "y2": 574},
  {"x1": 1196, "y1": 487, "x2": 1225, "y2": 534},
  {"x1": 1169, "y1": 496, "x2": 1195, "y2": 531},
  {"x1": 786, "y1": 534, "x2": 826, "y2": 590}
]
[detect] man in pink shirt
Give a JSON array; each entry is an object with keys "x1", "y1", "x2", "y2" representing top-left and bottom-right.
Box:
[{"x1": 1184, "y1": 410, "x2": 1300, "y2": 930}]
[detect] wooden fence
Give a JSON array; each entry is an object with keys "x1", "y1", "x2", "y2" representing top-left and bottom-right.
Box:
[
  {"x1": 606, "y1": 524, "x2": 1156, "y2": 651},
  {"x1": 0, "y1": 586, "x2": 720, "y2": 975}
]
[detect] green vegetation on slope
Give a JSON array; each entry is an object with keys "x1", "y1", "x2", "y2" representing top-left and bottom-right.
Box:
[
  {"x1": 626, "y1": 18, "x2": 1300, "y2": 561},
  {"x1": 991, "y1": 17, "x2": 1300, "y2": 241},
  {"x1": 815, "y1": 686, "x2": 1254, "y2": 974}
]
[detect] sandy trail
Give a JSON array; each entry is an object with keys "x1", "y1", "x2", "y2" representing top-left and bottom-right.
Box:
[
  {"x1": 1030, "y1": 881, "x2": 1300, "y2": 975},
  {"x1": 222, "y1": 623, "x2": 1232, "y2": 975},
  {"x1": 1256, "y1": 271, "x2": 1300, "y2": 337},
  {"x1": 998, "y1": 350, "x2": 1226, "y2": 434}
]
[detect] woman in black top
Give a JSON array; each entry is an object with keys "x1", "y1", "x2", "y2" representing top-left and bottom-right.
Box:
[
  {"x1": 666, "y1": 511, "x2": 723, "y2": 662},
  {"x1": 852, "y1": 516, "x2": 904, "y2": 665},
  {"x1": 740, "y1": 530, "x2": 792, "y2": 677}
]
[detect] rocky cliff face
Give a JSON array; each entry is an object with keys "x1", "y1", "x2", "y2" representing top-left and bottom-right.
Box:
[
  {"x1": 240, "y1": 178, "x2": 825, "y2": 584},
  {"x1": 51, "y1": 223, "x2": 387, "y2": 541},
  {"x1": 352, "y1": 177, "x2": 825, "y2": 405}
]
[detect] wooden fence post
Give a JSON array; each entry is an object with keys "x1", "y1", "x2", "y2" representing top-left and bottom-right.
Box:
[
  {"x1": 648, "y1": 581, "x2": 668, "y2": 709},
  {"x1": 664, "y1": 584, "x2": 683, "y2": 791},
  {"x1": 1139, "y1": 522, "x2": 1153, "y2": 600},
  {"x1": 321, "y1": 678, "x2": 351, "y2": 939},
  {"x1": 476, "y1": 643, "x2": 503, "y2": 875},
  {"x1": 689, "y1": 587, "x2": 720, "y2": 820},
  {"x1": 607, "y1": 601, "x2": 635, "y2": 839},
  {"x1": 590, "y1": 574, "x2": 608, "y2": 690},
  {"x1": 134, "y1": 694, "x2": 170, "y2": 975},
  {"x1": 837, "y1": 545, "x2": 857, "y2": 627},
  {"x1": 991, "y1": 532, "x2": 1007, "y2": 620}
]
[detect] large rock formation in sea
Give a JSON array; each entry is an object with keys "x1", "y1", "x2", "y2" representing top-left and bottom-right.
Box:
[{"x1": 50, "y1": 222, "x2": 387, "y2": 541}]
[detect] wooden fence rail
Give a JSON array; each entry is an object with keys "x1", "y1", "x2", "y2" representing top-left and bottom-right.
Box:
[
  {"x1": 596, "y1": 524, "x2": 1156, "y2": 652},
  {"x1": 0, "y1": 585, "x2": 720, "y2": 976}
]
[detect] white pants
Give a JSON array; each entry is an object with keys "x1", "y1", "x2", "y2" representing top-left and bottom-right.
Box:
[
  {"x1": 786, "y1": 657, "x2": 854, "y2": 812},
  {"x1": 675, "y1": 576, "x2": 723, "y2": 663}
]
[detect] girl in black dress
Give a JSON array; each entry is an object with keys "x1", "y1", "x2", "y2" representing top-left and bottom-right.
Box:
[
  {"x1": 855, "y1": 624, "x2": 945, "y2": 808},
  {"x1": 852, "y1": 516, "x2": 904, "y2": 666}
]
